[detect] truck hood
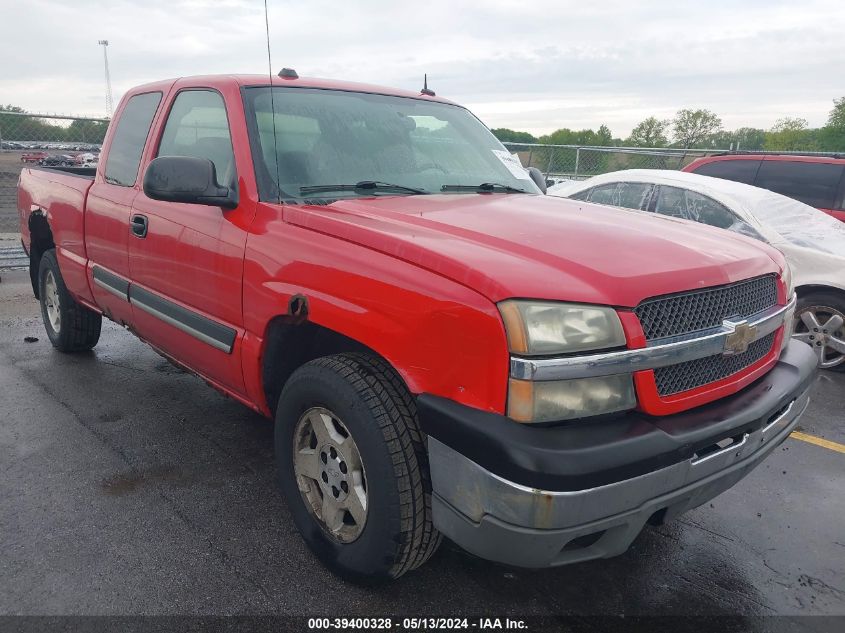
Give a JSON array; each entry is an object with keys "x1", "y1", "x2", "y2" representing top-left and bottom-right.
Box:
[{"x1": 283, "y1": 194, "x2": 783, "y2": 307}]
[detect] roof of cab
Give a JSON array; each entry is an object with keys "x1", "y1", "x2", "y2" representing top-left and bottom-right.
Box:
[{"x1": 125, "y1": 73, "x2": 457, "y2": 106}]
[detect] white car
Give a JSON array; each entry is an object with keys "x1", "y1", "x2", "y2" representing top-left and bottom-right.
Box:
[{"x1": 549, "y1": 169, "x2": 845, "y2": 371}]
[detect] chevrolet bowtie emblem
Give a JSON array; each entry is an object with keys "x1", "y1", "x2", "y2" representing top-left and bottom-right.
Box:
[{"x1": 722, "y1": 319, "x2": 757, "y2": 355}]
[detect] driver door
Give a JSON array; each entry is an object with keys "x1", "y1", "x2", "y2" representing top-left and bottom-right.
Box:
[{"x1": 127, "y1": 87, "x2": 251, "y2": 395}]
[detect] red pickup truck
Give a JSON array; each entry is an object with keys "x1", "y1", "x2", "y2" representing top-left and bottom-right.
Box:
[{"x1": 18, "y1": 73, "x2": 816, "y2": 581}]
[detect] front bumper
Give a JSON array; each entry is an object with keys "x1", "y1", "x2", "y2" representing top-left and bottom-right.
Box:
[{"x1": 420, "y1": 340, "x2": 817, "y2": 568}]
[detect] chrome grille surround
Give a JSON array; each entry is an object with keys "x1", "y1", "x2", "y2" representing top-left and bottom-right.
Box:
[{"x1": 634, "y1": 275, "x2": 779, "y2": 342}]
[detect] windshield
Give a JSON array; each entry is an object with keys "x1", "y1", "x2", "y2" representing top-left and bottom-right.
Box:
[{"x1": 242, "y1": 86, "x2": 540, "y2": 201}]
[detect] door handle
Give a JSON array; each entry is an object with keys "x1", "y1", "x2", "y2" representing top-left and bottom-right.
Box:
[{"x1": 130, "y1": 214, "x2": 148, "y2": 238}]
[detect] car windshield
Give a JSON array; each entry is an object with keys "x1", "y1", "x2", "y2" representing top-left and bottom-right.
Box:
[{"x1": 242, "y1": 86, "x2": 540, "y2": 201}]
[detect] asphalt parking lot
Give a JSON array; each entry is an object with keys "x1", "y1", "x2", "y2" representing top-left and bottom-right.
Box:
[{"x1": 1, "y1": 267, "x2": 843, "y2": 621}]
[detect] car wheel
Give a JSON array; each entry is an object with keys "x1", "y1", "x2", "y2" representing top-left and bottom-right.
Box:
[
  {"x1": 275, "y1": 353, "x2": 441, "y2": 581},
  {"x1": 38, "y1": 249, "x2": 102, "y2": 352},
  {"x1": 793, "y1": 290, "x2": 845, "y2": 371}
]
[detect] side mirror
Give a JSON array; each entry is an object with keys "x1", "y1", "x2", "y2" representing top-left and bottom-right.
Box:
[
  {"x1": 527, "y1": 167, "x2": 547, "y2": 194},
  {"x1": 143, "y1": 156, "x2": 238, "y2": 209}
]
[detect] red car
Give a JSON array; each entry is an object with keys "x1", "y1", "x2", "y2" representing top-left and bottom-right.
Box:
[
  {"x1": 17, "y1": 73, "x2": 815, "y2": 580},
  {"x1": 684, "y1": 154, "x2": 845, "y2": 222},
  {"x1": 21, "y1": 151, "x2": 49, "y2": 163}
]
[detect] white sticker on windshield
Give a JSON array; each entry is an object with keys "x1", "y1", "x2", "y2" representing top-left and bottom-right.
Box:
[{"x1": 492, "y1": 150, "x2": 531, "y2": 180}]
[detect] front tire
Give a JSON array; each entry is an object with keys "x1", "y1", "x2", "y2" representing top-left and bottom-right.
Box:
[
  {"x1": 38, "y1": 249, "x2": 102, "y2": 352},
  {"x1": 275, "y1": 353, "x2": 441, "y2": 581},
  {"x1": 793, "y1": 290, "x2": 845, "y2": 372}
]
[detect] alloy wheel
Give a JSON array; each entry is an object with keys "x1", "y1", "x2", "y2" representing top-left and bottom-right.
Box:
[
  {"x1": 292, "y1": 407, "x2": 368, "y2": 543},
  {"x1": 44, "y1": 270, "x2": 61, "y2": 333},
  {"x1": 793, "y1": 306, "x2": 845, "y2": 369}
]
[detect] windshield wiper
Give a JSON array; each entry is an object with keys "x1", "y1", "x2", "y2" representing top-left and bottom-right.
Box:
[
  {"x1": 440, "y1": 182, "x2": 527, "y2": 194},
  {"x1": 300, "y1": 181, "x2": 428, "y2": 195}
]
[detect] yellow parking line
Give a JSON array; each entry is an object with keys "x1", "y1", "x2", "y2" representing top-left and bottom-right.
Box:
[{"x1": 790, "y1": 431, "x2": 845, "y2": 454}]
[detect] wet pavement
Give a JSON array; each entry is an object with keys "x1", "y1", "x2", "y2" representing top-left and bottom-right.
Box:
[{"x1": 0, "y1": 268, "x2": 843, "y2": 619}]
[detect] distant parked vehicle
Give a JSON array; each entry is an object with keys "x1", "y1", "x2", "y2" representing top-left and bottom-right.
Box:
[
  {"x1": 73, "y1": 152, "x2": 97, "y2": 166},
  {"x1": 683, "y1": 154, "x2": 845, "y2": 223},
  {"x1": 22, "y1": 151, "x2": 49, "y2": 163},
  {"x1": 549, "y1": 169, "x2": 845, "y2": 371},
  {"x1": 38, "y1": 154, "x2": 77, "y2": 167}
]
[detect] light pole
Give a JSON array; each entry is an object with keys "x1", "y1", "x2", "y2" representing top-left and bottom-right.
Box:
[{"x1": 98, "y1": 39, "x2": 114, "y2": 117}]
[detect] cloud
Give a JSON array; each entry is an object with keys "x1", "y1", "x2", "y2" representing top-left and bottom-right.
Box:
[{"x1": 0, "y1": 0, "x2": 842, "y2": 136}]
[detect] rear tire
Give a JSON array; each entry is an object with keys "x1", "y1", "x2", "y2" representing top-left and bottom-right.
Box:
[
  {"x1": 793, "y1": 290, "x2": 845, "y2": 372},
  {"x1": 275, "y1": 353, "x2": 441, "y2": 581},
  {"x1": 38, "y1": 249, "x2": 102, "y2": 352}
]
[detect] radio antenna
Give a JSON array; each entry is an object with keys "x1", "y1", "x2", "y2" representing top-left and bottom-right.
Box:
[{"x1": 264, "y1": 0, "x2": 282, "y2": 202}]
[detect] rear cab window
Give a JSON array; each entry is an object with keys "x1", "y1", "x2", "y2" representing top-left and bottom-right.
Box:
[{"x1": 104, "y1": 92, "x2": 162, "y2": 186}]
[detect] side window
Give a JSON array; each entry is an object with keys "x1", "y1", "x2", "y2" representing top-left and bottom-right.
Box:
[
  {"x1": 654, "y1": 186, "x2": 688, "y2": 218},
  {"x1": 616, "y1": 182, "x2": 654, "y2": 210},
  {"x1": 568, "y1": 188, "x2": 592, "y2": 202},
  {"x1": 684, "y1": 190, "x2": 740, "y2": 229},
  {"x1": 692, "y1": 159, "x2": 761, "y2": 184},
  {"x1": 104, "y1": 92, "x2": 162, "y2": 187},
  {"x1": 754, "y1": 160, "x2": 844, "y2": 209},
  {"x1": 157, "y1": 90, "x2": 236, "y2": 185},
  {"x1": 588, "y1": 183, "x2": 619, "y2": 205},
  {"x1": 657, "y1": 187, "x2": 765, "y2": 240}
]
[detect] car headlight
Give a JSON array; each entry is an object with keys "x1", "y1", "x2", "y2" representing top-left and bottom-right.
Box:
[
  {"x1": 499, "y1": 300, "x2": 635, "y2": 423},
  {"x1": 498, "y1": 300, "x2": 626, "y2": 355},
  {"x1": 507, "y1": 375, "x2": 637, "y2": 423}
]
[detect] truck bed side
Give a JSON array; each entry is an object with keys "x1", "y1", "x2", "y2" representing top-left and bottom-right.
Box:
[{"x1": 18, "y1": 166, "x2": 95, "y2": 302}]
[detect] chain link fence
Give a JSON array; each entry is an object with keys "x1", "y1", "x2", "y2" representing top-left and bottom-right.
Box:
[
  {"x1": 502, "y1": 142, "x2": 729, "y2": 182},
  {"x1": 0, "y1": 112, "x2": 109, "y2": 236}
]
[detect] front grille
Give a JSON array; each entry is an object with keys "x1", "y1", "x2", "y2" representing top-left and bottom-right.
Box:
[
  {"x1": 654, "y1": 332, "x2": 776, "y2": 396},
  {"x1": 634, "y1": 275, "x2": 778, "y2": 341}
]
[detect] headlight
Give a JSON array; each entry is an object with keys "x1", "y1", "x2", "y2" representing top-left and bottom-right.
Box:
[
  {"x1": 499, "y1": 300, "x2": 634, "y2": 423},
  {"x1": 498, "y1": 300, "x2": 626, "y2": 355},
  {"x1": 508, "y1": 375, "x2": 637, "y2": 423}
]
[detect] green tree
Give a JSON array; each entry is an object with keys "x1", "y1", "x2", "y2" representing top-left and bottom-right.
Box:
[
  {"x1": 764, "y1": 117, "x2": 815, "y2": 151},
  {"x1": 817, "y1": 97, "x2": 845, "y2": 152},
  {"x1": 672, "y1": 109, "x2": 722, "y2": 148},
  {"x1": 491, "y1": 128, "x2": 537, "y2": 144},
  {"x1": 596, "y1": 124, "x2": 613, "y2": 146},
  {"x1": 626, "y1": 117, "x2": 670, "y2": 147},
  {"x1": 827, "y1": 97, "x2": 845, "y2": 129}
]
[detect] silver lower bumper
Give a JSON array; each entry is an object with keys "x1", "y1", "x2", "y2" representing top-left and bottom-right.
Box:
[{"x1": 429, "y1": 388, "x2": 810, "y2": 568}]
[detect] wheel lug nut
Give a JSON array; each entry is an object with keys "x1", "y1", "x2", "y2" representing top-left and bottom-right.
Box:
[
  {"x1": 322, "y1": 472, "x2": 328, "y2": 483},
  {"x1": 809, "y1": 336, "x2": 815, "y2": 340},
  {"x1": 330, "y1": 447, "x2": 337, "y2": 459},
  {"x1": 332, "y1": 486, "x2": 339, "y2": 498},
  {"x1": 339, "y1": 462, "x2": 347, "y2": 474},
  {"x1": 321, "y1": 452, "x2": 327, "y2": 464}
]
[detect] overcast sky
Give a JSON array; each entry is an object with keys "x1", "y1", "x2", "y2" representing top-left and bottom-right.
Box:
[{"x1": 1, "y1": 0, "x2": 843, "y2": 137}]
